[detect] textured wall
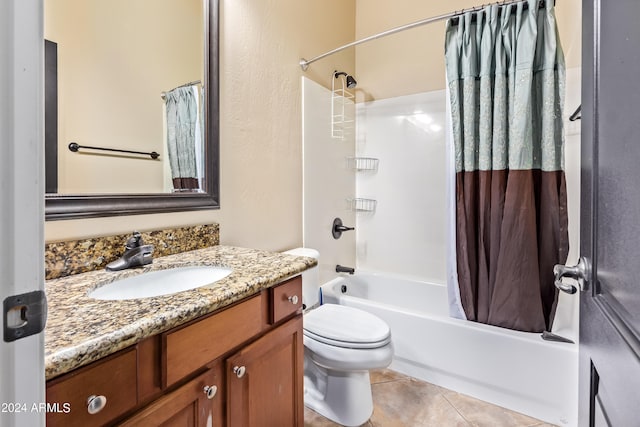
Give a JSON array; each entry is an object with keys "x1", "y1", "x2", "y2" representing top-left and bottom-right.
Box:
[
  {"x1": 355, "y1": 0, "x2": 581, "y2": 101},
  {"x1": 45, "y1": 0, "x2": 356, "y2": 251},
  {"x1": 46, "y1": 0, "x2": 580, "y2": 255},
  {"x1": 44, "y1": 0, "x2": 203, "y2": 194}
]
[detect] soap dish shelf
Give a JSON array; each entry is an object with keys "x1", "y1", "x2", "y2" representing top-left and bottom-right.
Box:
[
  {"x1": 347, "y1": 157, "x2": 379, "y2": 172},
  {"x1": 347, "y1": 198, "x2": 377, "y2": 212}
]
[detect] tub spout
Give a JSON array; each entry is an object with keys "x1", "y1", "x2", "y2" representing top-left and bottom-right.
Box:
[{"x1": 336, "y1": 265, "x2": 355, "y2": 275}]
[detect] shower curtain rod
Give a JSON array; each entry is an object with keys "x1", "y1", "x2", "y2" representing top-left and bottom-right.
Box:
[{"x1": 299, "y1": 0, "x2": 550, "y2": 70}]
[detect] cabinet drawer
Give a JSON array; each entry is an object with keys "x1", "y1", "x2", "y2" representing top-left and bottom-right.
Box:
[
  {"x1": 163, "y1": 295, "x2": 263, "y2": 387},
  {"x1": 270, "y1": 276, "x2": 302, "y2": 324},
  {"x1": 46, "y1": 348, "x2": 137, "y2": 427}
]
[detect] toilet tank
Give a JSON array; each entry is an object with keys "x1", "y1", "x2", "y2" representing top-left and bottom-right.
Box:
[{"x1": 282, "y1": 248, "x2": 320, "y2": 309}]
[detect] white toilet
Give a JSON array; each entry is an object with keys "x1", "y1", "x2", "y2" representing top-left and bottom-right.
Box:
[{"x1": 284, "y1": 248, "x2": 393, "y2": 427}]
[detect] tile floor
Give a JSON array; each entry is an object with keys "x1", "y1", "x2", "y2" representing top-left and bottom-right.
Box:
[{"x1": 304, "y1": 369, "x2": 557, "y2": 427}]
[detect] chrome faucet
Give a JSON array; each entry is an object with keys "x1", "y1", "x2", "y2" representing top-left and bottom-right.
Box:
[{"x1": 106, "y1": 232, "x2": 154, "y2": 271}]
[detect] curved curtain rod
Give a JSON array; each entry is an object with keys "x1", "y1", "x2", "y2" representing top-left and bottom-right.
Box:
[
  {"x1": 299, "y1": 0, "x2": 550, "y2": 71},
  {"x1": 161, "y1": 80, "x2": 202, "y2": 100}
]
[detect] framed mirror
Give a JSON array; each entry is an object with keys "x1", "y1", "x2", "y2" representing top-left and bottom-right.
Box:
[{"x1": 44, "y1": 0, "x2": 219, "y2": 220}]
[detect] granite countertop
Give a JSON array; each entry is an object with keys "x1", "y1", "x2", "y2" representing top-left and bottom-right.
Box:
[{"x1": 45, "y1": 245, "x2": 316, "y2": 380}]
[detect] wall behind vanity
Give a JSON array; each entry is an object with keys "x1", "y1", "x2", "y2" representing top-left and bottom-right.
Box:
[{"x1": 45, "y1": 0, "x2": 356, "y2": 251}]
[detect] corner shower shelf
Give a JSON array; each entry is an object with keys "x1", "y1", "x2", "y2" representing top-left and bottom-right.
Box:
[
  {"x1": 347, "y1": 198, "x2": 377, "y2": 212},
  {"x1": 331, "y1": 88, "x2": 355, "y2": 140},
  {"x1": 347, "y1": 157, "x2": 379, "y2": 172}
]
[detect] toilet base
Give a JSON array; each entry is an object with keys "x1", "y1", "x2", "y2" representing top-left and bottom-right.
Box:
[{"x1": 303, "y1": 353, "x2": 374, "y2": 427}]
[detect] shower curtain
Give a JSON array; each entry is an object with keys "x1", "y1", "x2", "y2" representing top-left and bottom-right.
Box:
[
  {"x1": 165, "y1": 85, "x2": 200, "y2": 191},
  {"x1": 444, "y1": 0, "x2": 568, "y2": 332}
]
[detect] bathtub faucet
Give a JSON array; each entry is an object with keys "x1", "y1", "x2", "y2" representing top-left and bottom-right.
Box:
[
  {"x1": 332, "y1": 218, "x2": 355, "y2": 239},
  {"x1": 336, "y1": 265, "x2": 355, "y2": 275}
]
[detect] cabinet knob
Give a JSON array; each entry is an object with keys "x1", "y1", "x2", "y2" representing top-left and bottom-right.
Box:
[
  {"x1": 288, "y1": 295, "x2": 299, "y2": 305},
  {"x1": 233, "y1": 365, "x2": 246, "y2": 378},
  {"x1": 203, "y1": 385, "x2": 218, "y2": 399},
  {"x1": 86, "y1": 395, "x2": 107, "y2": 415}
]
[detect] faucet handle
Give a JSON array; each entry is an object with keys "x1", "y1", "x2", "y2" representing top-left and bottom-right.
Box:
[
  {"x1": 332, "y1": 218, "x2": 355, "y2": 239},
  {"x1": 125, "y1": 231, "x2": 144, "y2": 249}
]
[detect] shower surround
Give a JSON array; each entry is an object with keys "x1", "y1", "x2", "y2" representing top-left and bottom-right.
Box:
[{"x1": 355, "y1": 90, "x2": 447, "y2": 283}]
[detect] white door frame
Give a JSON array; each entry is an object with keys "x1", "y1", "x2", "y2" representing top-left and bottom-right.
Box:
[{"x1": 0, "y1": 1, "x2": 46, "y2": 426}]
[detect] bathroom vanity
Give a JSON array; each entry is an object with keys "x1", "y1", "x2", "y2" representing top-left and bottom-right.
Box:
[{"x1": 43, "y1": 246, "x2": 314, "y2": 426}]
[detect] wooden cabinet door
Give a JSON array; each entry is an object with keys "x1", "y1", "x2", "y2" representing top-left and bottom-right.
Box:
[
  {"x1": 226, "y1": 316, "x2": 303, "y2": 427},
  {"x1": 119, "y1": 365, "x2": 224, "y2": 427}
]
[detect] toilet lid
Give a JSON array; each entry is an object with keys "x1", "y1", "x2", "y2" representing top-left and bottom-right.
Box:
[{"x1": 304, "y1": 304, "x2": 391, "y2": 349}]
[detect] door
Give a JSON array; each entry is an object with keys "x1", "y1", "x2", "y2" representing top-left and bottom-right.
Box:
[
  {"x1": 0, "y1": 1, "x2": 46, "y2": 427},
  {"x1": 119, "y1": 367, "x2": 223, "y2": 427},
  {"x1": 226, "y1": 316, "x2": 303, "y2": 427},
  {"x1": 574, "y1": 0, "x2": 640, "y2": 425}
]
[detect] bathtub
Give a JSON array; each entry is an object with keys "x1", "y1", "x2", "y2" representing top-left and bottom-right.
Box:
[{"x1": 320, "y1": 272, "x2": 578, "y2": 427}]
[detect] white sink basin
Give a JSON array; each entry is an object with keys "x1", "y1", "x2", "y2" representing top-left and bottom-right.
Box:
[{"x1": 89, "y1": 266, "x2": 232, "y2": 300}]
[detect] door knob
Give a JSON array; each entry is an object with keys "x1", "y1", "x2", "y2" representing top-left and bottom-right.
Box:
[{"x1": 554, "y1": 257, "x2": 591, "y2": 294}]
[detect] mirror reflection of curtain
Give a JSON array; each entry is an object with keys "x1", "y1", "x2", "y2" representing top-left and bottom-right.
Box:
[
  {"x1": 165, "y1": 86, "x2": 201, "y2": 191},
  {"x1": 195, "y1": 87, "x2": 205, "y2": 191}
]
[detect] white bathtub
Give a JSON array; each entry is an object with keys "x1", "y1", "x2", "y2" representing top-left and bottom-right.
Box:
[{"x1": 320, "y1": 272, "x2": 578, "y2": 427}]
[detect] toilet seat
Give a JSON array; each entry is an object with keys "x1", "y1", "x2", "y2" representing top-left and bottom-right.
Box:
[
  {"x1": 304, "y1": 304, "x2": 391, "y2": 349},
  {"x1": 303, "y1": 329, "x2": 391, "y2": 349}
]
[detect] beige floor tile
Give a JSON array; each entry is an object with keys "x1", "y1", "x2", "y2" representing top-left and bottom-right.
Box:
[
  {"x1": 369, "y1": 368, "x2": 409, "y2": 384},
  {"x1": 304, "y1": 370, "x2": 553, "y2": 427},
  {"x1": 304, "y1": 406, "x2": 373, "y2": 427},
  {"x1": 304, "y1": 406, "x2": 344, "y2": 427},
  {"x1": 442, "y1": 391, "x2": 552, "y2": 427},
  {"x1": 369, "y1": 378, "x2": 471, "y2": 427}
]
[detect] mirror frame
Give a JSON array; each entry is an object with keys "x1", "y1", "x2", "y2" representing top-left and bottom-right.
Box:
[{"x1": 45, "y1": 0, "x2": 220, "y2": 220}]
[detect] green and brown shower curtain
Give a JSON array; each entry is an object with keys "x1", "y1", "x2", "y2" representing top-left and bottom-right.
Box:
[{"x1": 444, "y1": 0, "x2": 568, "y2": 332}]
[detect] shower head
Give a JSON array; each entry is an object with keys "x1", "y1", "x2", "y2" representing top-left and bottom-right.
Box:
[
  {"x1": 345, "y1": 75, "x2": 357, "y2": 89},
  {"x1": 333, "y1": 71, "x2": 357, "y2": 89}
]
